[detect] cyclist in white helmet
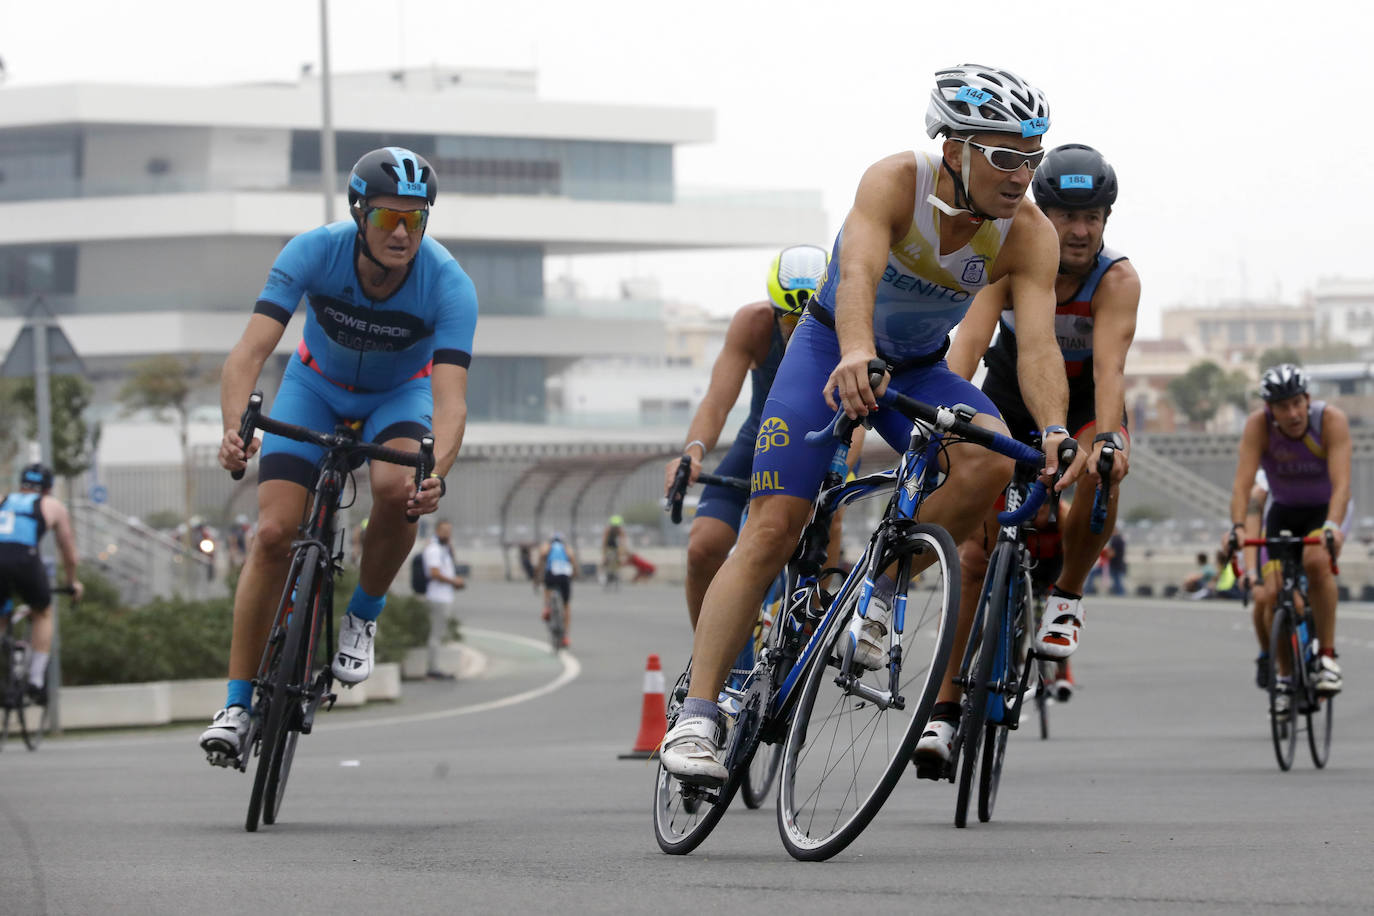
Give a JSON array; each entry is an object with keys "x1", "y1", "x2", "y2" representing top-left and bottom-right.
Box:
[{"x1": 659, "y1": 64, "x2": 1083, "y2": 786}]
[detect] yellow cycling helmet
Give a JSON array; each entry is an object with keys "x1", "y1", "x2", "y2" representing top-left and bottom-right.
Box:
[{"x1": 766, "y1": 244, "x2": 829, "y2": 316}]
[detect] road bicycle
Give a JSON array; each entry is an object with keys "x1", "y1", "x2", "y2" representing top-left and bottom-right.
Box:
[
  {"x1": 229, "y1": 391, "x2": 433, "y2": 831},
  {"x1": 544, "y1": 587, "x2": 567, "y2": 653},
  {"x1": 663, "y1": 465, "x2": 788, "y2": 810},
  {"x1": 0, "y1": 587, "x2": 75, "y2": 752},
  {"x1": 652, "y1": 362, "x2": 1045, "y2": 860},
  {"x1": 1229, "y1": 530, "x2": 1337, "y2": 771}
]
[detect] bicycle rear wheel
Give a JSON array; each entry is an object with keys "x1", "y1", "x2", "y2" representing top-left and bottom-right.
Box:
[
  {"x1": 777, "y1": 523, "x2": 960, "y2": 861},
  {"x1": 19, "y1": 684, "x2": 48, "y2": 751},
  {"x1": 1, "y1": 658, "x2": 21, "y2": 751},
  {"x1": 547, "y1": 591, "x2": 565, "y2": 653},
  {"x1": 1268, "y1": 607, "x2": 1299, "y2": 772},
  {"x1": 652, "y1": 665, "x2": 758, "y2": 854},
  {"x1": 955, "y1": 541, "x2": 1013, "y2": 828}
]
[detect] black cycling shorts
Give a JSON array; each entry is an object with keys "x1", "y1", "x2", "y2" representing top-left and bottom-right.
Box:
[
  {"x1": 0, "y1": 546, "x2": 51, "y2": 611},
  {"x1": 544, "y1": 573, "x2": 571, "y2": 604}
]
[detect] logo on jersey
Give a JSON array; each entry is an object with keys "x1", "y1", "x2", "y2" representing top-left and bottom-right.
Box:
[
  {"x1": 755, "y1": 417, "x2": 790, "y2": 454},
  {"x1": 961, "y1": 258, "x2": 986, "y2": 285},
  {"x1": 751, "y1": 470, "x2": 783, "y2": 493},
  {"x1": 309, "y1": 295, "x2": 433, "y2": 354},
  {"x1": 881, "y1": 266, "x2": 971, "y2": 301},
  {"x1": 266, "y1": 267, "x2": 295, "y2": 290}
]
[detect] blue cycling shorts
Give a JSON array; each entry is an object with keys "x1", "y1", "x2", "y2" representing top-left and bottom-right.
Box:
[
  {"x1": 259, "y1": 356, "x2": 433, "y2": 487},
  {"x1": 695, "y1": 433, "x2": 755, "y2": 532},
  {"x1": 748, "y1": 315, "x2": 1001, "y2": 503}
]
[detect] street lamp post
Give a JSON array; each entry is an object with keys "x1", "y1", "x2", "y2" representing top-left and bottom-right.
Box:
[{"x1": 319, "y1": 0, "x2": 337, "y2": 223}]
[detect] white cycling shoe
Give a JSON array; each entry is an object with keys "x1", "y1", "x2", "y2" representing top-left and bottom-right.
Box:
[
  {"x1": 911, "y1": 718, "x2": 956, "y2": 773},
  {"x1": 332, "y1": 613, "x2": 376, "y2": 685},
  {"x1": 1035, "y1": 595, "x2": 1084, "y2": 659},
  {"x1": 660, "y1": 716, "x2": 727, "y2": 787},
  {"x1": 851, "y1": 592, "x2": 893, "y2": 671},
  {"x1": 199, "y1": 705, "x2": 249, "y2": 766}
]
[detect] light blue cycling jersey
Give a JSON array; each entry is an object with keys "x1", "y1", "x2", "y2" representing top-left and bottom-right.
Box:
[
  {"x1": 545, "y1": 540, "x2": 574, "y2": 577},
  {"x1": 254, "y1": 222, "x2": 478, "y2": 393},
  {"x1": 0, "y1": 492, "x2": 44, "y2": 548}
]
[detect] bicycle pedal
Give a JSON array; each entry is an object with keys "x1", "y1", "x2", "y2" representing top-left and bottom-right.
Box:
[
  {"x1": 325, "y1": 692, "x2": 338, "y2": 710},
  {"x1": 913, "y1": 761, "x2": 945, "y2": 782}
]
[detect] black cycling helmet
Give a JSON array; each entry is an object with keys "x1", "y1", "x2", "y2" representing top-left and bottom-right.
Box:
[
  {"x1": 20, "y1": 463, "x2": 53, "y2": 491},
  {"x1": 347, "y1": 147, "x2": 438, "y2": 208},
  {"x1": 1032, "y1": 143, "x2": 1118, "y2": 211},
  {"x1": 1259, "y1": 363, "x2": 1308, "y2": 402}
]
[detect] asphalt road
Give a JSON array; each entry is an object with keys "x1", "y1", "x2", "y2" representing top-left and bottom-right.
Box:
[{"x1": 3, "y1": 580, "x2": 1373, "y2": 915}]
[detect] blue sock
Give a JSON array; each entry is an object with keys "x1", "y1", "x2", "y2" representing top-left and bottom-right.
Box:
[
  {"x1": 347, "y1": 585, "x2": 386, "y2": 622},
  {"x1": 226, "y1": 679, "x2": 253, "y2": 710},
  {"x1": 681, "y1": 697, "x2": 720, "y2": 725}
]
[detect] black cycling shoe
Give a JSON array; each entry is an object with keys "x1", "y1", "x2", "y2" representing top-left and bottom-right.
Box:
[
  {"x1": 25, "y1": 682, "x2": 48, "y2": 706},
  {"x1": 1255, "y1": 653, "x2": 1270, "y2": 690}
]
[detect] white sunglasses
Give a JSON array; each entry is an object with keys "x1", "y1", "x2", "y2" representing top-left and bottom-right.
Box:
[{"x1": 964, "y1": 139, "x2": 1046, "y2": 173}]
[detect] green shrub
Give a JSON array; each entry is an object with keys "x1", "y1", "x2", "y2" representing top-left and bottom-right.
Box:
[{"x1": 59, "y1": 565, "x2": 443, "y2": 686}]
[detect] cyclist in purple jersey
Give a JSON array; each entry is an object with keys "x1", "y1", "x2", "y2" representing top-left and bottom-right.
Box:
[
  {"x1": 201, "y1": 147, "x2": 477, "y2": 765},
  {"x1": 659, "y1": 64, "x2": 1084, "y2": 787},
  {"x1": 1227, "y1": 364, "x2": 1350, "y2": 695}
]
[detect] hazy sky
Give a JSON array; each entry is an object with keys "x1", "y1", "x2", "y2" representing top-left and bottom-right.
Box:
[{"x1": 2, "y1": 0, "x2": 1367, "y2": 337}]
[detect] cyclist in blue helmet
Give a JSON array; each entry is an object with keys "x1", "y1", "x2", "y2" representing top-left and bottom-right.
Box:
[
  {"x1": 0, "y1": 463, "x2": 84, "y2": 704},
  {"x1": 201, "y1": 147, "x2": 479, "y2": 766}
]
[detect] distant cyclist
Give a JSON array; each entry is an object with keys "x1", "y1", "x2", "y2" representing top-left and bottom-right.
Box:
[
  {"x1": 1226, "y1": 364, "x2": 1351, "y2": 695},
  {"x1": 539, "y1": 533, "x2": 577, "y2": 647},
  {"x1": 662, "y1": 244, "x2": 831, "y2": 627},
  {"x1": 0, "y1": 464, "x2": 83, "y2": 703},
  {"x1": 202, "y1": 147, "x2": 477, "y2": 764},
  {"x1": 944, "y1": 142, "x2": 1140, "y2": 736},
  {"x1": 602, "y1": 515, "x2": 626, "y2": 588}
]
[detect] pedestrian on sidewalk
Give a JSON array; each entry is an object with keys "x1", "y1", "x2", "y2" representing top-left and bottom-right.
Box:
[{"x1": 424, "y1": 520, "x2": 466, "y2": 679}]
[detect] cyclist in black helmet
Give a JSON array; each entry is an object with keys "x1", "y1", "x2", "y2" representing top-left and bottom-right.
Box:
[
  {"x1": 202, "y1": 147, "x2": 478, "y2": 766},
  {"x1": 947, "y1": 142, "x2": 1140, "y2": 729},
  {"x1": 0, "y1": 463, "x2": 83, "y2": 704}
]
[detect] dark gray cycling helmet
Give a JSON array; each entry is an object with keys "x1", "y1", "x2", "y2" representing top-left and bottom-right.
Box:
[
  {"x1": 20, "y1": 463, "x2": 53, "y2": 490},
  {"x1": 1259, "y1": 364, "x2": 1308, "y2": 402},
  {"x1": 347, "y1": 147, "x2": 437, "y2": 207},
  {"x1": 1032, "y1": 144, "x2": 1118, "y2": 211}
]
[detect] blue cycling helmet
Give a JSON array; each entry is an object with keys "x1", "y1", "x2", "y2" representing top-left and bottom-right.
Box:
[
  {"x1": 347, "y1": 147, "x2": 438, "y2": 207},
  {"x1": 20, "y1": 463, "x2": 53, "y2": 490}
]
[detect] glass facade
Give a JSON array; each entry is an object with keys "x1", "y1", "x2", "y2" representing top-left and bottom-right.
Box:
[
  {"x1": 0, "y1": 244, "x2": 78, "y2": 298},
  {"x1": 292, "y1": 130, "x2": 673, "y2": 203},
  {"x1": 0, "y1": 127, "x2": 82, "y2": 201},
  {"x1": 441, "y1": 243, "x2": 545, "y2": 316},
  {"x1": 466, "y1": 355, "x2": 547, "y2": 423}
]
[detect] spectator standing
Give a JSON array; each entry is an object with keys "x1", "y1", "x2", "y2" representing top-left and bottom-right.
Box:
[{"x1": 423, "y1": 520, "x2": 465, "y2": 680}]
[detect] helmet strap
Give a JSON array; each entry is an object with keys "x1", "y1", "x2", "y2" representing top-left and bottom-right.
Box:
[
  {"x1": 928, "y1": 141, "x2": 992, "y2": 224},
  {"x1": 352, "y1": 206, "x2": 393, "y2": 282}
]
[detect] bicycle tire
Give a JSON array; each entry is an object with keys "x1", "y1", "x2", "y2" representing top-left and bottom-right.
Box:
[
  {"x1": 979, "y1": 566, "x2": 1032, "y2": 822},
  {"x1": 955, "y1": 540, "x2": 1013, "y2": 828},
  {"x1": 1268, "y1": 606, "x2": 1299, "y2": 772},
  {"x1": 1036, "y1": 656, "x2": 1052, "y2": 741},
  {"x1": 1305, "y1": 630, "x2": 1334, "y2": 768},
  {"x1": 652, "y1": 665, "x2": 756, "y2": 855},
  {"x1": 1, "y1": 657, "x2": 18, "y2": 751},
  {"x1": 20, "y1": 685, "x2": 48, "y2": 751},
  {"x1": 246, "y1": 549, "x2": 314, "y2": 832},
  {"x1": 777, "y1": 522, "x2": 960, "y2": 861},
  {"x1": 264, "y1": 548, "x2": 326, "y2": 825},
  {"x1": 547, "y1": 591, "x2": 565, "y2": 653},
  {"x1": 741, "y1": 740, "x2": 782, "y2": 809}
]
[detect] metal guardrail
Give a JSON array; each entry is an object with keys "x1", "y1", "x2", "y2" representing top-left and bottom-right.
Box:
[{"x1": 71, "y1": 499, "x2": 221, "y2": 605}]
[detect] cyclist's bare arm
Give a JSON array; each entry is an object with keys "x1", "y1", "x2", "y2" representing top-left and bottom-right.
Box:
[
  {"x1": 1322, "y1": 404, "x2": 1353, "y2": 558},
  {"x1": 1088, "y1": 260, "x2": 1142, "y2": 485},
  {"x1": 1227, "y1": 410, "x2": 1268, "y2": 553},
  {"x1": 827, "y1": 154, "x2": 915, "y2": 416},
  {"x1": 1001, "y1": 204, "x2": 1075, "y2": 483},
  {"x1": 662, "y1": 305, "x2": 761, "y2": 494},
  {"x1": 43, "y1": 497, "x2": 83, "y2": 601},
  {"x1": 946, "y1": 278, "x2": 1009, "y2": 381},
  {"x1": 219, "y1": 314, "x2": 287, "y2": 471}
]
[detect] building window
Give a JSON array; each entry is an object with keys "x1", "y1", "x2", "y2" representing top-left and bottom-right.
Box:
[
  {"x1": 1253, "y1": 321, "x2": 1274, "y2": 344},
  {"x1": 1227, "y1": 322, "x2": 1246, "y2": 345},
  {"x1": 0, "y1": 245, "x2": 78, "y2": 298}
]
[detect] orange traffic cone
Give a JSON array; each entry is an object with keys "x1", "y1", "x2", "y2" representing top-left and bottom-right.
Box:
[{"x1": 618, "y1": 653, "x2": 666, "y2": 759}]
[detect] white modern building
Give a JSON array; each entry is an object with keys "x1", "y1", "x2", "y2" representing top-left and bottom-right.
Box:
[
  {"x1": 0, "y1": 66, "x2": 827, "y2": 431},
  {"x1": 1311, "y1": 277, "x2": 1374, "y2": 351}
]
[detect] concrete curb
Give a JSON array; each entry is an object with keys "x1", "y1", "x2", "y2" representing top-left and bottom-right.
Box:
[
  {"x1": 56, "y1": 661, "x2": 407, "y2": 731},
  {"x1": 401, "y1": 641, "x2": 486, "y2": 681}
]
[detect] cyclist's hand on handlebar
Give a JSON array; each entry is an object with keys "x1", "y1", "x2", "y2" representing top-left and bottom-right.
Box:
[
  {"x1": 1039, "y1": 430, "x2": 1082, "y2": 491},
  {"x1": 1326, "y1": 526, "x2": 1345, "y2": 561},
  {"x1": 1086, "y1": 440, "x2": 1129, "y2": 487},
  {"x1": 69, "y1": 580, "x2": 84, "y2": 603},
  {"x1": 663, "y1": 454, "x2": 701, "y2": 498},
  {"x1": 406, "y1": 475, "x2": 444, "y2": 519},
  {"x1": 219, "y1": 429, "x2": 259, "y2": 473},
  {"x1": 823, "y1": 348, "x2": 887, "y2": 419}
]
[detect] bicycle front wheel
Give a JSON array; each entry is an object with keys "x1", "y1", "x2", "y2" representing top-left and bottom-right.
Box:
[
  {"x1": 777, "y1": 522, "x2": 960, "y2": 861},
  {"x1": 1305, "y1": 644, "x2": 1334, "y2": 767},
  {"x1": 265, "y1": 547, "x2": 327, "y2": 825},
  {"x1": 547, "y1": 592, "x2": 565, "y2": 653},
  {"x1": 955, "y1": 540, "x2": 1013, "y2": 828},
  {"x1": 1268, "y1": 607, "x2": 1299, "y2": 772},
  {"x1": 978, "y1": 566, "x2": 1032, "y2": 823},
  {"x1": 19, "y1": 685, "x2": 48, "y2": 751}
]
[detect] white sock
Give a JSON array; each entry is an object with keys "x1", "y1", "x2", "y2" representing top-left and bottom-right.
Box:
[{"x1": 29, "y1": 651, "x2": 49, "y2": 687}]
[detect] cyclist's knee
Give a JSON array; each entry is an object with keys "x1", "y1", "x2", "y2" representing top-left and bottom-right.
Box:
[
  {"x1": 948, "y1": 449, "x2": 1013, "y2": 501},
  {"x1": 370, "y1": 474, "x2": 410, "y2": 512},
  {"x1": 958, "y1": 536, "x2": 990, "y2": 583},
  {"x1": 252, "y1": 515, "x2": 296, "y2": 558},
  {"x1": 735, "y1": 499, "x2": 806, "y2": 570}
]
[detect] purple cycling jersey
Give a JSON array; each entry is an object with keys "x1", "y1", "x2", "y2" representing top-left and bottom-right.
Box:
[{"x1": 1259, "y1": 400, "x2": 1331, "y2": 507}]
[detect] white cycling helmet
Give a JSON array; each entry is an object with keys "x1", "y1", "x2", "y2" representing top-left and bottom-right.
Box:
[{"x1": 925, "y1": 63, "x2": 1050, "y2": 140}]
